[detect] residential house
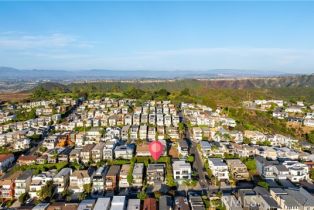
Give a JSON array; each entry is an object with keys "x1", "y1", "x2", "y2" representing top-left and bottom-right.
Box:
[
  {"x1": 53, "y1": 168, "x2": 72, "y2": 193},
  {"x1": 256, "y1": 146, "x2": 277, "y2": 160},
  {"x1": 127, "y1": 199, "x2": 141, "y2": 210},
  {"x1": 47, "y1": 202, "x2": 79, "y2": 210},
  {"x1": 130, "y1": 125, "x2": 139, "y2": 140},
  {"x1": 192, "y1": 127, "x2": 203, "y2": 142},
  {"x1": 164, "y1": 115, "x2": 172, "y2": 127},
  {"x1": 29, "y1": 170, "x2": 57, "y2": 198},
  {"x1": 17, "y1": 155, "x2": 37, "y2": 166},
  {"x1": 167, "y1": 126, "x2": 179, "y2": 140},
  {"x1": 139, "y1": 125, "x2": 147, "y2": 140},
  {"x1": 255, "y1": 156, "x2": 279, "y2": 180},
  {"x1": 136, "y1": 142, "x2": 151, "y2": 157},
  {"x1": 272, "y1": 165, "x2": 290, "y2": 180},
  {"x1": 14, "y1": 170, "x2": 32, "y2": 198},
  {"x1": 143, "y1": 198, "x2": 157, "y2": 210},
  {"x1": 157, "y1": 126, "x2": 165, "y2": 140},
  {"x1": 148, "y1": 127, "x2": 156, "y2": 141},
  {"x1": 58, "y1": 147, "x2": 73, "y2": 163},
  {"x1": 110, "y1": 196, "x2": 126, "y2": 210},
  {"x1": 105, "y1": 165, "x2": 120, "y2": 191},
  {"x1": 114, "y1": 144, "x2": 134, "y2": 160},
  {"x1": 149, "y1": 114, "x2": 156, "y2": 125},
  {"x1": 94, "y1": 198, "x2": 111, "y2": 210},
  {"x1": 121, "y1": 126, "x2": 130, "y2": 141},
  {"x1": 159, "y1": 195, "x2": 173, "y2": 210},
  {"x1": 43, "y1": 135, "x2": 58, "y2": 150},
  {"x1": 147, "y1": 164, "x2": 165, "y2": 185},
  {"x1": 226, "y1": 159, "x2": 249, "y2": 180},
  {"x1": 188, "y1": 194, "x2": 205, "y2": 210},
  {"x1": 283, "y1": 161, "x2": 309, "y2": 182},
  {"x1": 156, "y1": 114, "x2": 164, "y2": 126},
  {"x1": 304, "y1": 119, "x2": 314, "y2": 127},
  {"x1": 133, "y1": 114, "x2": 141, "y2": 126},
  {"x1": 207, "y1": 158, "x2": 229, "y2": 181},
  {"x1": 103, "y1": 146, "x2": 114, "y2": 160},
  {"x1": 244, "y1": 130, "x2": 267, "y2": 144},
  {"x1": 80, "y1": 144, "x2": 95, "y2": 164},
  {"x1": 0, "y1": 154, "x2": 14, "y2": 174},
  {"x1": 14, "y1": 138, "x2": 31, "y2": 151},
  {"x1": 270, "y1": 188, "x2": 300, "y2": 210},
  {"x1": 178, "y1": 139, "x2": 189, "y2": 157},
  {"x1": 172, "y1": 160, "x2": 191, "y2": 184},
  {"x1": 285, "y1": 188, "x2": 314, "y2": 209},
  {"x1": 286, "y1": 105, "x2": 303, "y2": 113},
  {"x1": 92, "y1": 166, "x2": 107, "y2": 197},
  {"x1": 174, "y1": 196, "x2": 190, "y2": 210},
  {"x1": 141, "y1": 114, "x2": 148, "y2": 124},
  {"x1": 132, "y1": 163, "x2": 144, "y2": 187},
  {"x1": 221, "y1": 195, "x2": 243, "y2": 210},
  {"x1": 119, "y1": 164, "x2": 130, "y2": 188},
  {"x1": 172, "y1": 115, "x2": 180, "y2": 127},
  {"x1": 0, "y1": 171, "x2": 21, "y2": 200},
  {"x1": 69, "y1": 169, "x2": 93, "y2": 194},
  {"x1": 77, "y1": 199, "x2": 96, "y2": 210},
  {"x1": 69, "y1": 148, "x2": 82, "y2": 163},
  {"x1": 91, "y1": 142, "x2": 105, "y2": 162}
]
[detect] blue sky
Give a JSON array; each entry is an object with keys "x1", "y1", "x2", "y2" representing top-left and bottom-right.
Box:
[{"x1": 0, "y1": 1, "x2": 314, "y2": 73}]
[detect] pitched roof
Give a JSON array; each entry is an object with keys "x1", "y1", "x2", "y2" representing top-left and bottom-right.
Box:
[{"x1": 0, "y1": 153, "x2": 14, "y2": 162}]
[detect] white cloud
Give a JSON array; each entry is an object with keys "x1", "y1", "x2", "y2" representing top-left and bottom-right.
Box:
[
  {"x1": 0, "y1": 34, "x2": 313, "y2": 73},
  {"x1": 0, "y1": 32, "x2": 92, "y2": 49}
]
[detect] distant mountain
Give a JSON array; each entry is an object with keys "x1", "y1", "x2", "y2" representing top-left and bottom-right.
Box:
[
  {"x1": 0, "y1": 66, "x2": 290, "y2": 81},
  {"x1": 198, "y1": 74, "x2": 314, "y2": 88}
]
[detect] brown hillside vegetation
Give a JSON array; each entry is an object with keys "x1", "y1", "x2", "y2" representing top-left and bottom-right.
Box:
[{"x1": 0, "y1": 93, "x2": 31, "y2": 102}]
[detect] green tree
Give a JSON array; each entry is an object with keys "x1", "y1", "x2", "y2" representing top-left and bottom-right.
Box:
[
  {"x1": 18, "y1": 192, "x2": 30, "y2": 204},
  {"x1": 307, "y1": 131, "x2": 314, "y2": 144},
  {"x1": 137, "y1": 191, "x2": 147, "y2": 200},
  {"x1": 186, "y1": 155, "x2": 194, "y2": 163},
  {"x1": 180, "y1": 88, "x2": 191, "y2": 96},
  {"x1": 127, "y1": 158, "x2": 135, "y2": 185},
  {"x1": 83, "y1": 183, "x2": 92, "y2": 194},
  {"x1": 123, "y1": 88, "x2": 145, "y2": 99},
  {"x1": 257, "y1": 181, "x2": 269, "y2": 190},
  {"x1": 243, "y1": 137, "x2": 251, "y2": 144},
  {"x1": 38, "y1": 180, "x2": 54, "y2": 201},
  {"x1": 310, "y1": 169, "x2": 314, "y2": 180},
  {"x1": 153, "y1": 89, "x2": 170, "y2": 100},
  {"x1": 32, "y1": 86, "x2": 51, "y2": 99},
  {"x1": 243, "y1": 158, "x2": 256, "y2": 174},
  {"x1": 178, "y1": 122, "x2": 185, "y2": 134}
]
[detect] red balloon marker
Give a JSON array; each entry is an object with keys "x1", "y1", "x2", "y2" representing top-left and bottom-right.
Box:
[{"x1": 149, "y1": 141, "x2": 164, "y2": 161}]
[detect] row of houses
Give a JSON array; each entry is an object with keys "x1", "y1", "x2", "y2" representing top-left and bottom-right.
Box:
[
  {"x1": 182, "y1": 103, "x2": 236, "y2": 128},
  {"x1": 0, "y1": 126, "x2": 49, "y2": 151},
  {"x1": 255, "y1": 156, "x2": 309, "y2": 183},
  {"x1": 222, "y1": 185, "x2": 314, "y2": 210},
  {"x1": 28, "y1": 194, "x2": 204, "y2": 210},
  {"x1": 64, "y1": 99, "x2": 181, "y2": 128},
  {"x1": 0, "y1": 160, "x2": 191, "y2": 200},
  {"x1": 206, "y1": 158, "x2": 249, "y2": 181},
  {"x1": 0, "y1": 115, "x2": 61, "y2": 134}
]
